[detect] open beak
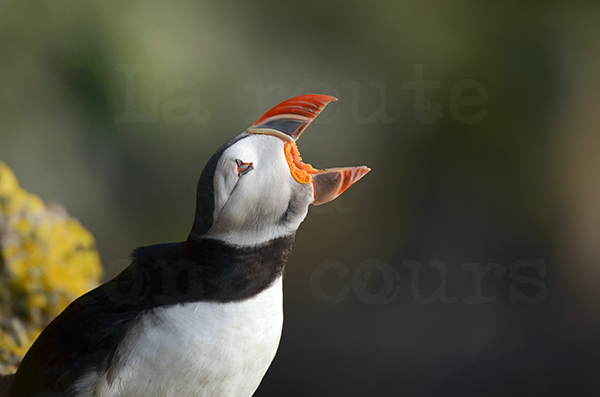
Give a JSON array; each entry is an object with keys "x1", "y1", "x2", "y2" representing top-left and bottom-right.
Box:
[{"x1": 247, "y1": 94, "x2": 370, "y2": 205}]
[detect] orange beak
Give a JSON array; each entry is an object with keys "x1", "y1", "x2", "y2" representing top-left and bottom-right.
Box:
[{"x1": 247, "y1": 95, "x2": 371, "y2": 205}]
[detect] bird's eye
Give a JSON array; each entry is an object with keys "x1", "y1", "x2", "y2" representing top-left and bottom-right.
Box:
[{"x1": 235, "y1": 159, "x2": 254, "y2": 177}]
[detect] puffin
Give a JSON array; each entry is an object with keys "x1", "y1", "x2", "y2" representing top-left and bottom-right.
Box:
[{"x1": 9, "y1": 94, "x2": 370, "y2": 397}]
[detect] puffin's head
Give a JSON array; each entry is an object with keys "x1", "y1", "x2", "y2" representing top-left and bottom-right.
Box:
[{"x1": 189, "y1": 95, "x2": 370, "y2": 246}]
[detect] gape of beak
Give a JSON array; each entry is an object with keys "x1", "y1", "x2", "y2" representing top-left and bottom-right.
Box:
[{"x1": 247, "y1": 94, "x2": 370, "y2": 205}]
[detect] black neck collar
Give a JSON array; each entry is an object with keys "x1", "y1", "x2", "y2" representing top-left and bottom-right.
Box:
[
  {"x1": 182, "y1": 235, "x2": 295, "y2": 302},
  {"x1": 106, "y1": 234, "x2": 296, "y2": 307}
]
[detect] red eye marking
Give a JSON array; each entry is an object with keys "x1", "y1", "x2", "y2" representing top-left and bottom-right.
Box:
[{"x1": 235, "y1": 159, "x2": 254, "y2": 176}]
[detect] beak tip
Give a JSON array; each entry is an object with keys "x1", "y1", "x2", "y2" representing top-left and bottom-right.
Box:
[
  {"x1": 311, "y1": 165, "x2": 371, "y2": 205},
  {"x1": 352, "y1": 166, "x2": 371, "y2": 183}
]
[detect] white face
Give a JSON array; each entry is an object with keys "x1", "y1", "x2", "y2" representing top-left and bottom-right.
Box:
[{"x1": 203, "y1": 134, "x2": 314, "y2": 246}]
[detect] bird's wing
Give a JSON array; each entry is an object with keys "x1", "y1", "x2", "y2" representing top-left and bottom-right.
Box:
[{"x1": 10, "y1": 259, "x2": 156, "y2": 396}]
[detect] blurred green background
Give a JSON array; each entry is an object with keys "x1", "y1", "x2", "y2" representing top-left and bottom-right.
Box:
[{"x1": 1, "y1": 1, "x2": 600, "y2": 395}]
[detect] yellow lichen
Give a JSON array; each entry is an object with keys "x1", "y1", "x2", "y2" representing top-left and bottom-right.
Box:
[{"x1": 0, "y1": 161, "x2": 103, "y2": 374}]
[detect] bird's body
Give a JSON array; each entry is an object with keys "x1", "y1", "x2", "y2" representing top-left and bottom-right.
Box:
[
  {"x1": 9, "y1": 95, "x2": 369, "y2": 397},
  {"x1": 12, "y1": 237, "x2": 293, "y2": 397},
  {"x1": 75, "y1": 278, "x2": 283, "y2": 397}
]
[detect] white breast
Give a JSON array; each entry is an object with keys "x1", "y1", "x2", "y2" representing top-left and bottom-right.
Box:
[{"x1": 75, "y1": 277, "x2": 284, "y2": 397}]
